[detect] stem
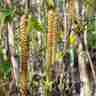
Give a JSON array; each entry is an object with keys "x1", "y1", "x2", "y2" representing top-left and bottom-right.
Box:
[
  {"x1": 8, "y1": 22, "x2": 19, "y2": 83},
  {"x1": 84, "y1": 25, "x2": 96, "y2": 80}
]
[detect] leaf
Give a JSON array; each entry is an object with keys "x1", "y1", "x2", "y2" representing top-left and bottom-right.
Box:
[
  {"x1": 27, "y1": 15, "x2": 44, "y2": 32},
  {"x1": 56, "y1": 52, "x2": 63, "y2": 61},
  {"x1": 87, "y1": 17, "x2": 96, "y2": 48},
  {"x1": 0, "y1": 8, "x2": 14, "y2": 23},
  {"x1": 3, "y1": 9, "x2": 12, "y2": 17},
  {"x1": 0, "y1": 63, "x2": 12, "y2": 80},
  {"x1": 47, "y1": 0, "x2": 54, "y2": 8},
  {"x1": 31, "y1": 17, "x2": 44, "y2": 32},
  {"x1": 69, "y1": 34, "x2": 77, "y2": 45},
  {"x1": 0, "y1": 63, "x2": 12, "y2": 73}
]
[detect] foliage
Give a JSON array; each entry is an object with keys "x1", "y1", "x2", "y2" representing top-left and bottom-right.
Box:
[
  {"x1": 27, "y1": 14, "x2": 44, "y2": 33},
  {"x1": 0, "y1": 0, "x2": 96, "y2": 96},
  {"x1": 0, "y1": 8, "x2": 15, "y2": 24},
  {"x1": 47, "y1": 0, "x2": 54, "y2": 8},
  {"x1": 87, "y1": 16, "x2": 96, "y2": 48},
  {"x1": 0, "y1": 63, "x2": 12, "y2": 80}
]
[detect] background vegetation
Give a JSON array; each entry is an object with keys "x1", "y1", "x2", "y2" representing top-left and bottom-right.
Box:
[{"x1": 0, "y1": 0, "x2": 96, "y2": 96}]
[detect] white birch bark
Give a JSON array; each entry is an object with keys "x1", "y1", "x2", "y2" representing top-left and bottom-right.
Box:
[
  {"x1": 8, "y1": 23, "x2": 19, "y2": 85},
  {"x1": 78, "y1": 41, "x2": 91, "y2": 96}
]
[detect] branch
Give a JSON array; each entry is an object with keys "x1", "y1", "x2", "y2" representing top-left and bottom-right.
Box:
[{"x1": 84, "y1": 25, "x2": 96, "y2": 80}]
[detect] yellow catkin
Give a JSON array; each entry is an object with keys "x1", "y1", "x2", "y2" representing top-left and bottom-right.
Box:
[
  {"x1": 20, "y1": 15, "x2": 29, "y2": 96},
  {"x1": 47, "y1": 9, "x2": 58, "y2": 80},
  {"x1": 48, "y1": 10, "x2": 54, "y2": 67},
  {"x1": 52, "y1": 13, "x2": 58, "y2": 65}
]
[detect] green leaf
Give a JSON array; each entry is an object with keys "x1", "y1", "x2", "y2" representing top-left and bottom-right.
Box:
[
  {"x1": 27, "y1": 15, "x2": 44, "y2": 32},
  {"x1": 0, "y1": 63, "x2": 12, "y2": 80},
  {"x1": 31, "y1": 18, "x2": 44, "y2": 32},
  {"x1": 0, "y1": 8, "x2": 14, "y2": 23},
  {"x1": 3, "y1": 9, "x2": 12, "y2": 17},
  {"x1": 0, "y1": 63, "x2": 12, "y2": 73},
  {"x1": 56, "y1": 52, "x2": 64, "y2": 61},
  {"x1": 87, "y1": 17, "x2": 96, "y2": 48},
  {"x1": 47, "y1": 0, "x2": 54, "y2": 8}
]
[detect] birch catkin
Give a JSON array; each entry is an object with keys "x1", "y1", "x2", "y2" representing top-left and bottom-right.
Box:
[
  {"x1": 20, "y1": 15, "x2": 29, "y2": 96},
  {"x1": 47, "y1": 9, "x2": 58, "y2": 80},
  {"x1": 52, "y1": 12, "x2": 58, "y2": 65},
  {"x1": 48, "y1": 9, "x2": 58, "y2": 66}
]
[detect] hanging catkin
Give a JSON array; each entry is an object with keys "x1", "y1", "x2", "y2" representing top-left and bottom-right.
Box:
[
  {"x1": 47, "y1": 9, "x2": 58, "y2": 80},
  {"x1": 48, "y1": 9, "x2": 58, "y2": 65},
  {"x1": 20, "y1": 15, "x2": 29, "y2": 96}
]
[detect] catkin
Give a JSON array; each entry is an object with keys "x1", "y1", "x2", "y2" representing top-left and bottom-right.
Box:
[
  {"x1": 20, "y1": 15, "x2": 29, "y2": 96},
  {"x1": 48, "y1": 9, "x2": 58, "y2": 65},
  {"x1": 47, "y1": 9, "x2": 58, "y2": 80}
]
